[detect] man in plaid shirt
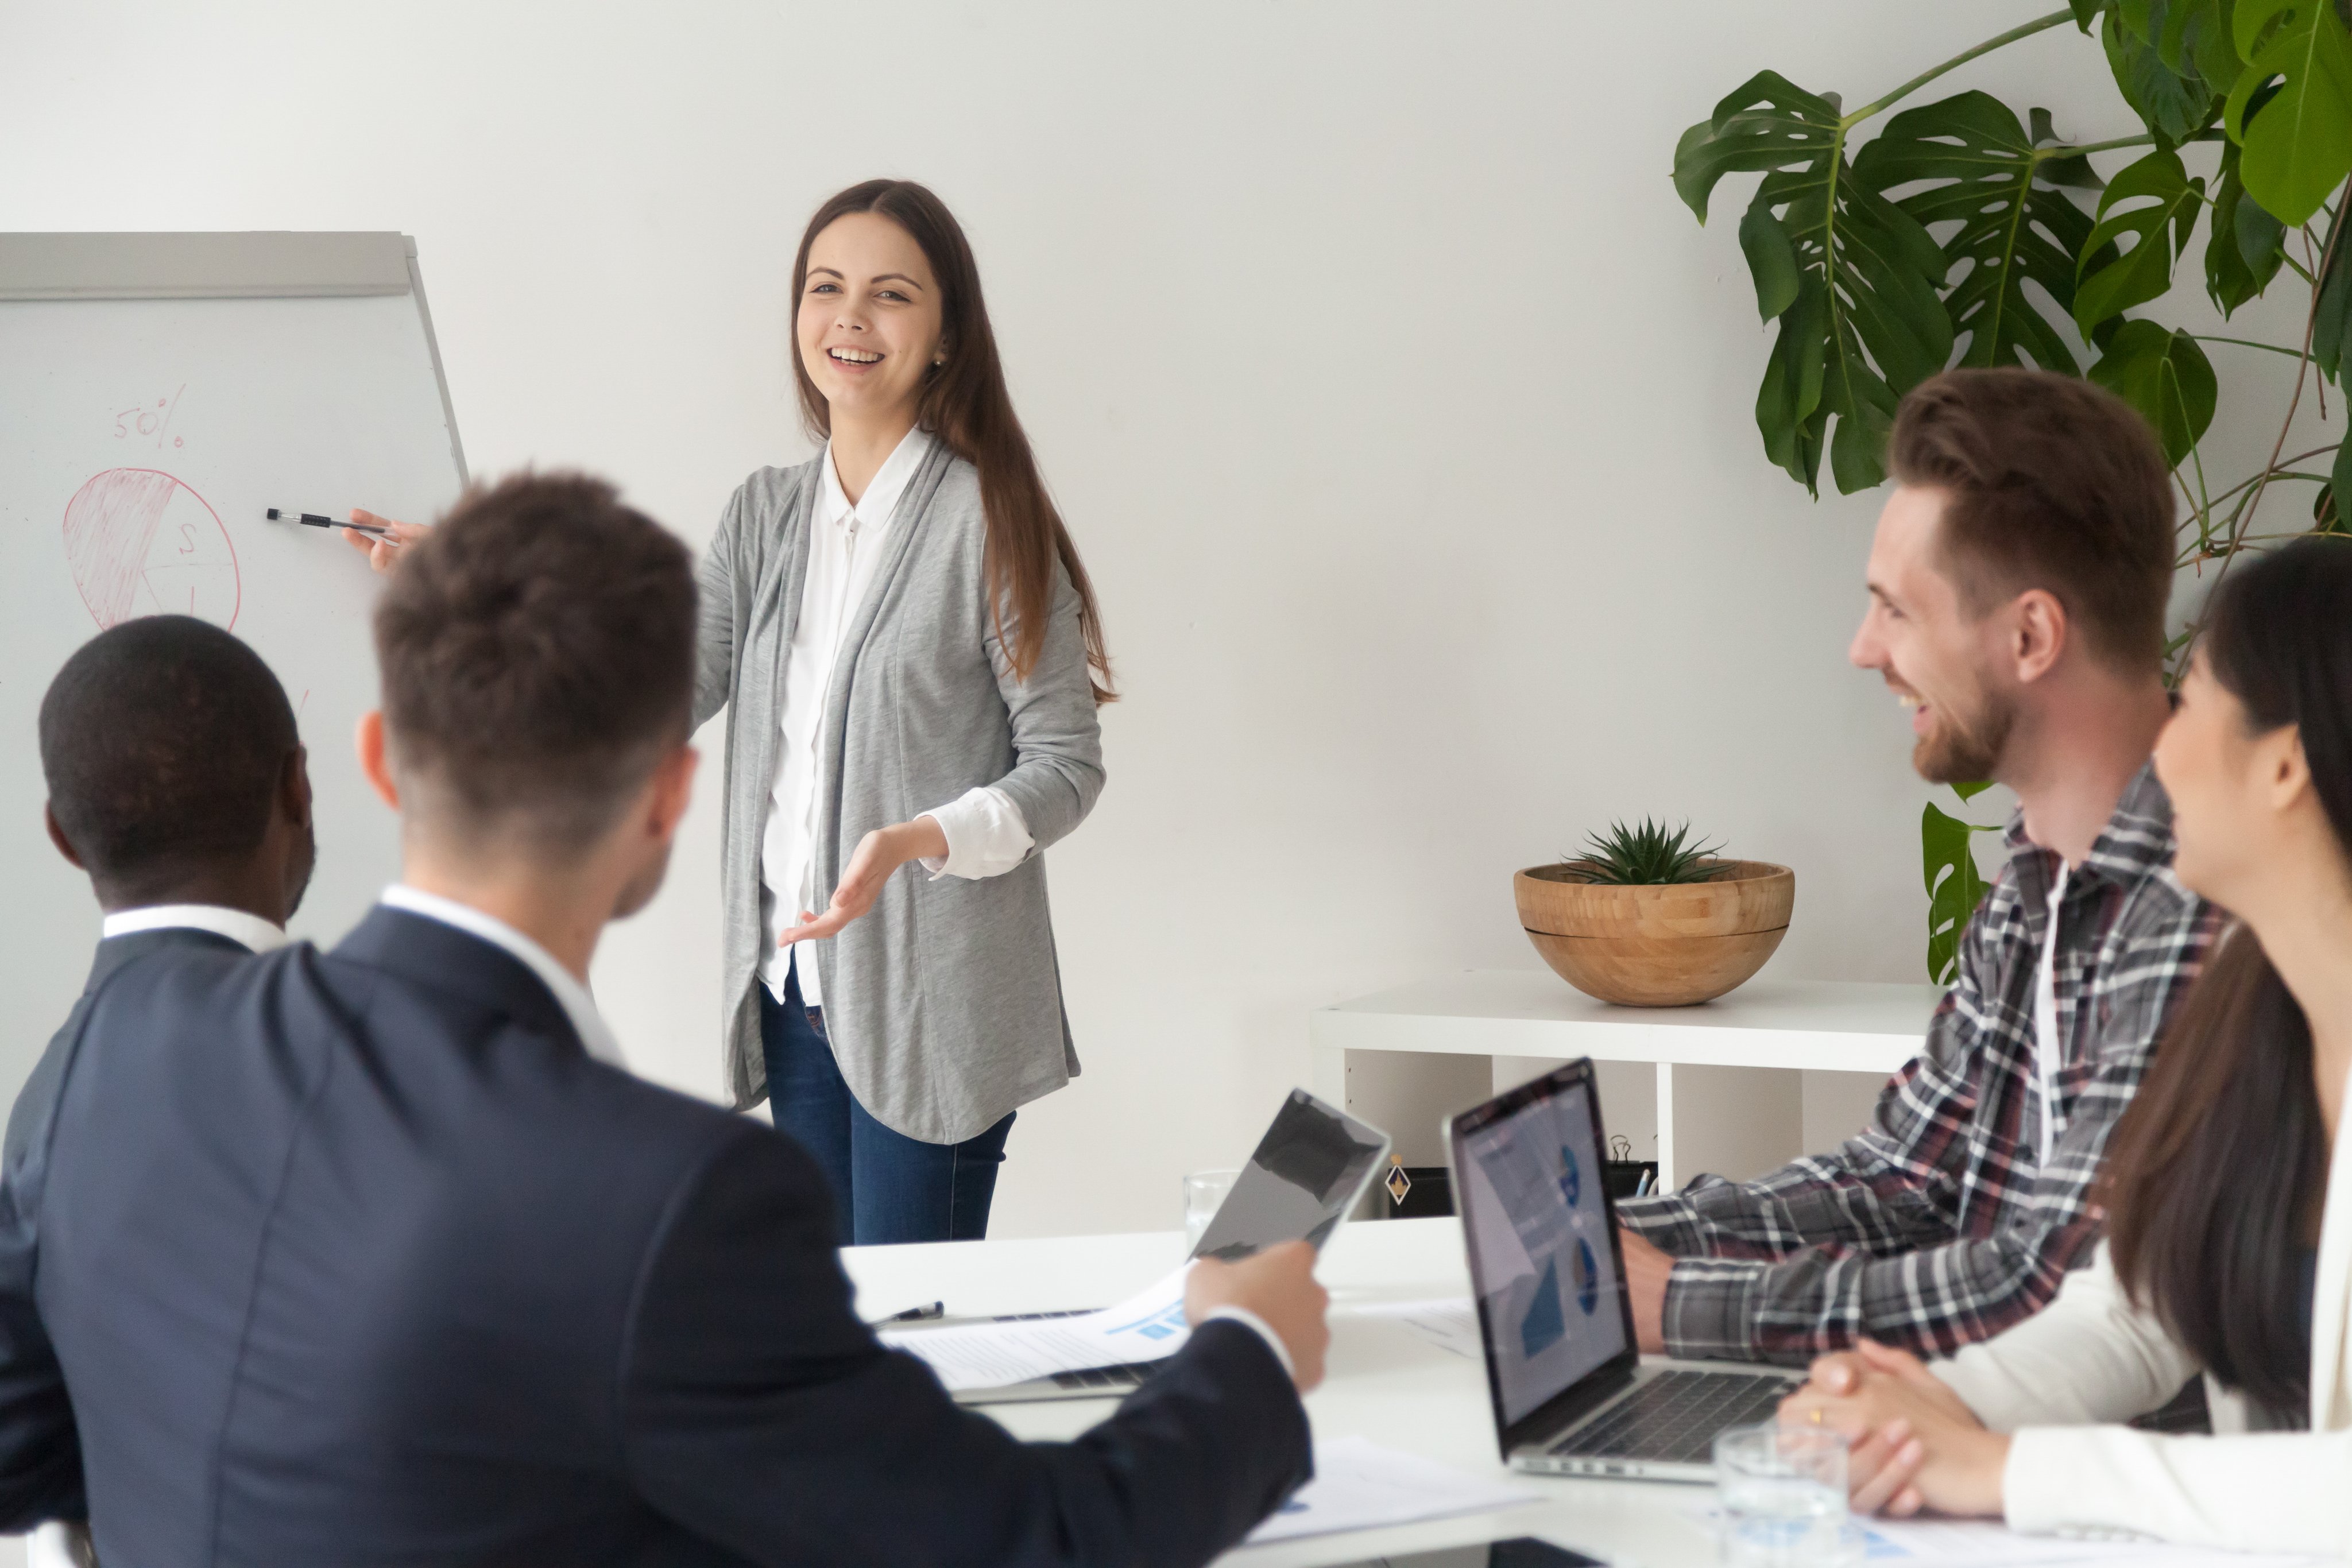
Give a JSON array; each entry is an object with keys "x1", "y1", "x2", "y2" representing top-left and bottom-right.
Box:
[{"x1": 1615, "y1": 370, "x2": 2222, "y2": 1367}]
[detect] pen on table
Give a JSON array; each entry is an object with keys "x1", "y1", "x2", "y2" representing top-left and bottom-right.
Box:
[
  {"x1": 267, "y1": 508, "x2": 404, "y2": 545},
  {"x1": 866, "y1": 1300, "x2": 945, "y2": 1327}
]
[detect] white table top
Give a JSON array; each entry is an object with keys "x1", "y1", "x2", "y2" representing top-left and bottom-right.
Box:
[
  {"x1": 1313, "y1": 969, "x2": 1939, "y2": 1075},
  {"x1": 843, "y1": 1218, "x2": 1722, "y2": 1568}
]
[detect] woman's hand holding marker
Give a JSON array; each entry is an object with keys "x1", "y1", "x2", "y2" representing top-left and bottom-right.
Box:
[{"x1": 343, "y1": 509, "x2": 430, "y2": 573}]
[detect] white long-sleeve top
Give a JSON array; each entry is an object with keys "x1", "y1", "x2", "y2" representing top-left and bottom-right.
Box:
[
  {"x1": 1929, "y1": 1057, "x2": 2352, "y2": 1557},
  {"x1": 757, "y1": 429, "x2": 1032, "y2": 1005}
]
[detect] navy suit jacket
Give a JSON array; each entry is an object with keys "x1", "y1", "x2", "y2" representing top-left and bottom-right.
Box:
[
  {"x1": 0, "y1": 907, "x2": 1310, "y2": 1566},
  {"x1": 1, "y1": 926, "x2": 252, "y2": 1178}
]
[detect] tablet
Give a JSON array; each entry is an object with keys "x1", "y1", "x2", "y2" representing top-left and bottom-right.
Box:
[{"x1": 1187, "y1": 1089, "x2": 1392, "y2": 1261}]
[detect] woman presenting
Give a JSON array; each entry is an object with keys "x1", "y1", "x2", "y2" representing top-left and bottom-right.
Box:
[{"x1": 351, "y1": 179, "x2": 1112, "y2": 1244}]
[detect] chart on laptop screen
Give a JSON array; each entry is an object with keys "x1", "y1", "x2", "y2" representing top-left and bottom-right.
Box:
[{"x1": 1459, "y1": 1083, "x2": 1626, "y2": 1423}]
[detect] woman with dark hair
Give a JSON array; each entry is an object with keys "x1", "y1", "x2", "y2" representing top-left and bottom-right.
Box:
[
  {"x1": 686, "y1": 179, "x2": 1111, "y2": 1245},
  {"x1": 357, "y1": 180, "x2": 1111, "y2": 1245},
  {"x1": 1778, "y1": 537, "x2": 2352, "y2": 1553}
]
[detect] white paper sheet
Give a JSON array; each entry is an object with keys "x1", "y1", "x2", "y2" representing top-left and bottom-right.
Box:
[
  {"x1": 1243, "y1": 1435, "x2": 1538, "y2": 1545},
  {"x1": 1341, "y1": 1296, "x2": 1481, "y2": 1359},
  {"x1": 1686, "y1": 1503, "x2": 2336, "y2": 1566},
  {"x1": 879, "y1": 1267, "x2": 1192, "y2": 1392},
  {"x1": 1859, "y1": 1514, "x2": 2334, "y2": 1566}
]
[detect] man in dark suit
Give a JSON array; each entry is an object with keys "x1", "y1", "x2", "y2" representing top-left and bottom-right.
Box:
[
  {"x1": 6, "y1": 614, "x2": 316, "y2": 1568},
  {"x1": 7, "y1": 612, "x2": 316, "y2": 1170},
  {"x1": 0, "y1": 473, "x2": 1324, "y2": 1567}
]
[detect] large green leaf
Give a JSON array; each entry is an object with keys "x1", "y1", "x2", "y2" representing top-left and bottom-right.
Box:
[
  {"x1": 2087, "y1": 319, "x2": 2219, "y2": 463},
  {"x1": 2074, "y1": 149, "x2": 2206, "y2": 331},
  {"x1": 1672, "y1": 71, "x2": 1843, "y2": 223},
  {"x1": 2122, "y1": 0, "x2": 2244, "y2": 90},
  {"x1": 1676, "y1": 72, "x2": 1954, "y2": 495},
  {"x1": 2106, "y1": 7, "x2": 2222, "y2": 143},
  {"x1": 1857, "y1": 93, "x2": 2104, "y2": 374},
  {"x1": 2225, "y1": 0, "x2": 2352, "y2": 225},
  {"x1": 1924, "y1": 800, "x2": 1994, "y2": 985},
  {"x1": 2208, "y1": 140, "x2": 2289, "y2": 312}
]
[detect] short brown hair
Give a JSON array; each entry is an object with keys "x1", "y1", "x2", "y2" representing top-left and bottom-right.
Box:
[
  {"x1": 374, "y1": 473, "x2": 695, "y2": 849},
  {"x1": 1888, "y1": 368, "x2": 2175, "y2": 669}
]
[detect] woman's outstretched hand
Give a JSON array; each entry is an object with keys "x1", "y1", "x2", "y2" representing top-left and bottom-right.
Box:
[
  {"x1": 780, "y1": 818, "x2": 951, "y2": 945},
  {"x1": 342, "y1": 509, "x2": 430, "y2": 573},
  {"x1": 1778, "y1": 1339, "x2": 2010, "y2": 1520}
]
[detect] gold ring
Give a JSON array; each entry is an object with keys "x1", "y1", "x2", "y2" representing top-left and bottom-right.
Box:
[{"x1": 1809, "y1": 1407, "x2": 1823, "y2": 1425}]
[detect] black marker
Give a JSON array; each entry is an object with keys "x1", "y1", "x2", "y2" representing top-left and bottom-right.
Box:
[
  {"x1": 869, "y1": 1300, "x2": 945, "y2": 1325},
  {"x1": 267, "y1": 508, "x2": 403, "y2": 545}
]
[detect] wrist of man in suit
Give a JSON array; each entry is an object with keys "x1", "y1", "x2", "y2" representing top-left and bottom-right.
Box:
[{"x1": 1202, "y1": 1306, "x2": 1295, "y2": 1384}]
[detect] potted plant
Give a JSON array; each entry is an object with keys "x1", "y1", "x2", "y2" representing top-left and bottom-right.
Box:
[{"x1": 1515, "y1": 820, "x2": 1794, "y2": 1007}]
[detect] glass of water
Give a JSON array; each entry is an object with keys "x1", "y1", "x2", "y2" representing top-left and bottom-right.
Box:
[
  {"x1": 1713, "y1": 1422, "x2": 1859, "y2": 1567},
  {"x1": 1182, "y1": 1168, "x2": 1240, "y2": 1252}
]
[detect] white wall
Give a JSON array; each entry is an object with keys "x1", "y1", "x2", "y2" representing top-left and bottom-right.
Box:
[{"x1": 1, "y1": 2, "x2": 2262, "y2": 1238}]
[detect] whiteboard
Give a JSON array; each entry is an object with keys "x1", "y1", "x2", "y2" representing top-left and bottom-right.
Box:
[{"x1": 0, "y1": 233, "x2": 466, "y2": 1101}]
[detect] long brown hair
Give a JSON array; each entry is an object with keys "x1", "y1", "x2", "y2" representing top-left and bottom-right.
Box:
[
  {"x1": 2103, "y1": 537, "x2": 2352, "y2": 1417},
  {"x1": 789, "y1": 180, "x2": 1115, "y2": 702}
]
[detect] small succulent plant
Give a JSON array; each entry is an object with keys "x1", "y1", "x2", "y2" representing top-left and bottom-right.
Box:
[{"x1": 1566, "y1": 818, "x2": 1727, "y2": 885}]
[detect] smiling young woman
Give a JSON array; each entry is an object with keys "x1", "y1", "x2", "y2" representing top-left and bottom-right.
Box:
[
  {"x1": 343, "y1": 181, "x2": 1109, "y2": 1245},
  {"x1": 688, "y1": 179, "x2": 1115, "y2": 1245}
]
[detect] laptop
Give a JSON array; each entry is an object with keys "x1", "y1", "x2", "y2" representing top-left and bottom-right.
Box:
[
  {"x1": 955, "y1": 1089, "x2": 1391, "y2": 1404},
  {"x1": 1447, "y1": 1059, "x2": 1798, "y2": 1481}
]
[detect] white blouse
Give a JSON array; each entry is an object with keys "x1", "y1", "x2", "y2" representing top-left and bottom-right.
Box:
[{"x1": 757, "y1": 428, "x2": 1032, "y2": 1006}]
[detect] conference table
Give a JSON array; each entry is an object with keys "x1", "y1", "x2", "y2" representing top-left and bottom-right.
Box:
[{"x1": 841, "y1": 1217, "x2": 1723, "y2": 1567}]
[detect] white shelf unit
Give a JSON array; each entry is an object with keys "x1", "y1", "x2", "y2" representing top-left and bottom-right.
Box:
[{"x1": 1311, "y1": 970, "x2": 1941, "y2": 1190}]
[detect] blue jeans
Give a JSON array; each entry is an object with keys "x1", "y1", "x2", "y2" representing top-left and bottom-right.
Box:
[{"x1": 759, "y1": 961, "x2": 1014, "y2": 1246}]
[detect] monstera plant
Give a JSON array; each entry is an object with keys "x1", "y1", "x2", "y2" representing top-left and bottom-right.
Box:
[{"x1": 1677, "y1": 1, "x2": 2352, "y2": 981}]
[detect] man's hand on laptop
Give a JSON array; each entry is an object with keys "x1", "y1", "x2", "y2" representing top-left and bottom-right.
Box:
[
  {"x1": 1185, "y1": 1240, "x2": 1330, "y2": 1393},
  {"x1": 1618, "y1": 1228, "x2": 1670, "y2": 1354}
]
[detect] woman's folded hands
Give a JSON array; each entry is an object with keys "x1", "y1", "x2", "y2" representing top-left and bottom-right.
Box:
[{"x1": 1778, "y1": 1338, "x2": 2011, "y2": 1520}]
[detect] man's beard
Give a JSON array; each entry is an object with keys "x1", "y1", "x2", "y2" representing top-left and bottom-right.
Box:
[{"x1": 1913, "y1": 682, "x2": 2015, "y2": 784}]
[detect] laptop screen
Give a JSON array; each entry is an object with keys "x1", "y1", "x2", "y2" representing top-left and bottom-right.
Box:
[{"x1": 1454, "y1": 1071, "x2": 1628, "y2": 1424}]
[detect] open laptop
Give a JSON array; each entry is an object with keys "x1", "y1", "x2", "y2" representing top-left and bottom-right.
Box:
[
  {"x1": 1448, "y1": 1059, "x2": 1798, "y2": 1481},
  {"x1": 955, "y1": 1088, "x2": 1391, "y2": 1405}
]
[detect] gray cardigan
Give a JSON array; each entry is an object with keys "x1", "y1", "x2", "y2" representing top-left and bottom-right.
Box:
[{"x1": 693, "y1": 441, "x2": 1105, "y2": 1144}]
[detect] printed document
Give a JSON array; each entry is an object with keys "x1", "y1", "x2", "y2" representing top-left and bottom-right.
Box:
[
  {"x1": 879, "y1": 1267, "x2": 1191, "y2": 1392},
  {"x1": 1243, "y1": 1436, "x2": 1538, "y2": 1546}
]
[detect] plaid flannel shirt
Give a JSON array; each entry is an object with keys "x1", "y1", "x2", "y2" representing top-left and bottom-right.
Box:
[{"x1": 1615, "y1": 764, "x2": 2220, "y2": 1366}]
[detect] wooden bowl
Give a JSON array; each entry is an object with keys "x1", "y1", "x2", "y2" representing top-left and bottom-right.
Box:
[{"x1": 1514, "y1": 858, "x2": 1794, "y2": 1007}]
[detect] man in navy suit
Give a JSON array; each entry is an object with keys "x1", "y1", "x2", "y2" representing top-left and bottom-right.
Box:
[
  {"x1": 7, "y1": 613, "x2": 316, "y2": 1170},
  {"x1": 0, "y1": 473, "x2": 1323, "y2": 1567}
]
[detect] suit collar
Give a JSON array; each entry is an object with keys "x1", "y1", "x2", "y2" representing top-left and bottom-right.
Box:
[
  {"x1": 87, "y1": 926, "x2": 251, "y2": 992},
  {"x1": 335, "y1": 905, "x2": 585, "y2": 1056}
]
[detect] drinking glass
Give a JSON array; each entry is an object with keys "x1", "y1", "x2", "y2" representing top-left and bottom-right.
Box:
[
  {"x1": 1713, "y1": 1422, "x2": 1860, "y2": 1567},
  {"x1": 1182, "y1": 1168, "x2": 1240, "y2": 1252}
]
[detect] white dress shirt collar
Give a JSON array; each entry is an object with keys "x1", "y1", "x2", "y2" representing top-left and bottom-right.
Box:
[
  {"x1": 100, "y1": 904, "x2": 287, "y2": 954},
  {"x1": 378, "y1": 885, "x2": 627, "y2": 1069},
  {"x1": 817, "y1": 426, "x2": 936, "y2": 535}
]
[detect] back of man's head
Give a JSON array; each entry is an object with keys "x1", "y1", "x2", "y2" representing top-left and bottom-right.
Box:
[
  {"x1": 40, "y1": 615, "x2": 300, "y2": 904},
  {"x1": 1889, "y1": 367, "x2": 2175, "y2": 672},
  {"x1": 372, "y1": 473, "x2": 696, "y2": 855}
]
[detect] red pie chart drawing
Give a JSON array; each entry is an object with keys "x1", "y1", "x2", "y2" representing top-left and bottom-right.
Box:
[{"x1": 63, "y1": 467, "x2": 241, "y2": 631}]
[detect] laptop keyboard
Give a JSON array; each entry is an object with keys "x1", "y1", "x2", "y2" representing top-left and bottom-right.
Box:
[
  {"x1": 1049, "y1": 1362, "x2": 1153, "y2": 1391},
  {"x1": 1549, "y1": 1370, "x2": 1798, "y2": 1466}
]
